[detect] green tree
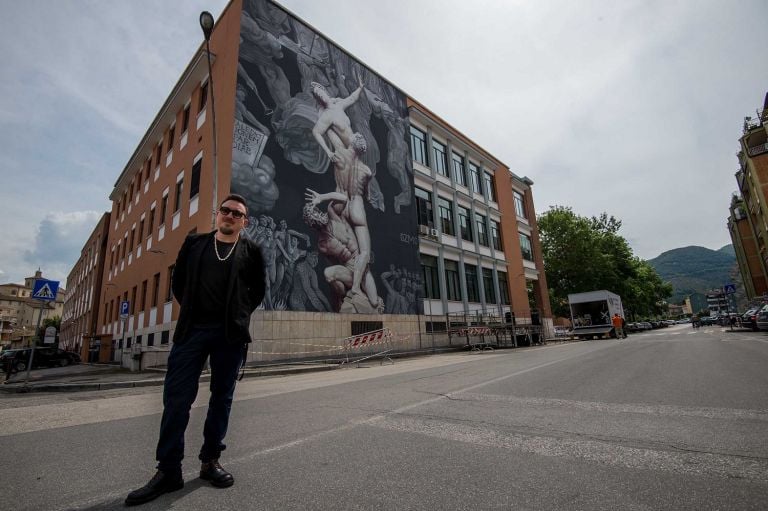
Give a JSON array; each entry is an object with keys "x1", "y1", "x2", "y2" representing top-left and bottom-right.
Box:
[
  {"x1": 538, "y1": 207, "x2": 607, "y2": 316},
  {"x1": 42, "y1": 315, "x2": 61, "y2": 330},
  {"x1": 538, "y1": 206, "x2": 672, "y2": 319}
]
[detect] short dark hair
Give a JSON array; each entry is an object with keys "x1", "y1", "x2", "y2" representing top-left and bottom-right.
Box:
[{"x1": 220, "y1": 193, "x2": 248, "y2": 215}]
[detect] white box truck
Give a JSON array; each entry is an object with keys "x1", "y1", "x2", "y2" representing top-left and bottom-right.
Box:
[{"x1": 568, "y1": 290, "x2": 624, "y2": 339}]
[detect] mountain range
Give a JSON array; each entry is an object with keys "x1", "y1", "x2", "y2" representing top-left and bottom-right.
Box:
[{"x1": 647, "y1": 245, "x2": 739, "y2": 311}]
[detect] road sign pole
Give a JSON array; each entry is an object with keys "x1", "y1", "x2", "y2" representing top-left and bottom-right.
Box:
[
  {"x1": 24, "y1": 300, "x2": 45, "y2": 385},
  {"x1": 121, "y1": 318, "x2": 127, "y2": 364},
  {"x1": 23, "y1": 278, "x2": 60, "y2": 386}
]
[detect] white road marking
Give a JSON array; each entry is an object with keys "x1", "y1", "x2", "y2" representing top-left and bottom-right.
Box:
[
  {"x1": 720, "y1": 337, "x2": 768, "y2": 344},
  {"x1": 452, "y1": 392, "x2": 768, "y2": 421},
  {"x1": 369, "y1": 415, "x2": 768, "y2": 482}
]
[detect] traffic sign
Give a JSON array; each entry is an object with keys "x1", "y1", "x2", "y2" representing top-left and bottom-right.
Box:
[
  {"x1": 723, "y1": 284, "x2": 736, "y2": 295},
  {"x1": 31, "y1": 279, "x2": 59, "y2": 302},
  {"x1": 120, "y1": 301, "x2": 130, "y2": 319}
]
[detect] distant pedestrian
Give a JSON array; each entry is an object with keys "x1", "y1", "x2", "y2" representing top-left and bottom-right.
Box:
[
  {"x1": 612, "y1": 313, "x2": 625, "y2": 339},
  {"x1": 125, "y1": 194, "x2": 266, "y2": 506},
  {"x1": 2, "y1": 356, "x2": 14, "y2": 383}
]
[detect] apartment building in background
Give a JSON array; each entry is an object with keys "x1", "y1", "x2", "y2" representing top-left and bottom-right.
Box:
[
  {"x1": 728, "y1": 194, "x2": 765, "y2": 298},
  {"x1": 71, "y1": 0, "x2": 552, "y2": 368},
  {"x1": 60, "y1": 213, "x2": 111, "y2": 362},
  {"x1": 730, "y1": 91, "x2": 768, "y2": 299},
  {"x1": 0, "y1": 271, "x2": 65, "y2": 348}
]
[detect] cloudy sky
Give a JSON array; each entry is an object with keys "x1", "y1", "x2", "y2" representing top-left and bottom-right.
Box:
[{"x1": 1, "y1": 0, "x2": 766, "y2": 286}]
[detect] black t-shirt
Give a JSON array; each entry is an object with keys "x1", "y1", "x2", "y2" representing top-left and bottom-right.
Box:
[{"x1": 192, "y1": 237, "x2": 235, "y2": 324}]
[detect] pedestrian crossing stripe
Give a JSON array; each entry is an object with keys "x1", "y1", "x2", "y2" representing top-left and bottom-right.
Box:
[{"x1": 33, "y1": 283, "x2": 55, "y2": 299}]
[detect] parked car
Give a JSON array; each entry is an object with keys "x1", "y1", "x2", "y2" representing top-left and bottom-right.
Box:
[
  {"x1": 756, "y1": 310, "x2": 768, "y2": 331},
  {"x1": 742, "y1": 309, "x2": 760, "y2": 331},
  {"x1": 0, "y1": 348, "x2": 80, "y2": 372}
]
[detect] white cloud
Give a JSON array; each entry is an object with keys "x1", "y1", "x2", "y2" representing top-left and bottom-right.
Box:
[{"x1": 21, "y1": 211, "x2": 103, "y2": 284}]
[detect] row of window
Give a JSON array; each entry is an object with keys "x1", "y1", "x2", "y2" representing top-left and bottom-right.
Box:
[
  {"x1": 415, "y1": 188, "x2": 502, "y2": 250},
  {"x1": 103, "y1": 265, "x2": 174, "y2": 326},
  {"x1": 110, "y1": 158, "x2": 202, "y2": 271},
  {"x1": 410, "y1": 125, "x2": 496, "y2": 201},
  {"x1": 71, "y1": 234, "x2": 101, "y2": 287},
  {"x1": 421, "y1": 255, "x2": 511, "y2": 304},
  {"x1": 115, "y1": 81, "x2": 208, "y2": 219},
  {"x1": 118, "y1": 329, "x2": 171, "y2": 349},
  {"x1": 417, "y1": 187, "x2": 534, "y2": 262}
]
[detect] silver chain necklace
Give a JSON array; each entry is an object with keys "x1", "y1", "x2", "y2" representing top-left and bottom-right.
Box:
[{"x1": 214, "y1": 236, "x2": 238, "y2": 262}]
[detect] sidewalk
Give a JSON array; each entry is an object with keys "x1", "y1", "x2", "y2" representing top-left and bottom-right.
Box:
[
  {"x1": 0, "y1": 361, "x2": 339, "y2": 394},
  {"x1": 0, "y1": 340, "x2": 577, "y2": 394}
]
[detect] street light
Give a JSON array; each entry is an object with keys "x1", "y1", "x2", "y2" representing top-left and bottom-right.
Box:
[
  {"x1": 199, "y1": 11, "x2": 218, "y2": 230},
  {"x1": 199, "y1": 11, "x2": 214, "y2": 39}
]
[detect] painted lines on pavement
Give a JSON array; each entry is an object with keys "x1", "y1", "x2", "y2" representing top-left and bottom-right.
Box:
[
  {"x1": 224, "y1": 353, "x2": 601, "y2": 470},
  {"x1": 719, "y1": 337, "x2": 768, "y2": 344},
  {"x1": 451, "y1": 392, "x2": 768, "y2": 421},
  {"x1": 367, "y1": 415, "x2": 768, "y2": 482}
]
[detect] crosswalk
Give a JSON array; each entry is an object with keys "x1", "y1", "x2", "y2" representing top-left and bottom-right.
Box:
[
  {"x1": 634, "y1": 327, "x2": 768, "y2": 343},
  {"x1": 366, "y1": 391, "x2": 768, "y2": 482}
]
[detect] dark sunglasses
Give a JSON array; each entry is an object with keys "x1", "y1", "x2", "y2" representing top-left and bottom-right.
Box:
[{"x1": 218, "y1": 206, "x2": 246, "y2": 219}]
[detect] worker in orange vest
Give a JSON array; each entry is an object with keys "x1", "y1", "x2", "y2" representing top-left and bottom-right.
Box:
[{"x1": 612, "y1": 313, "x2": 625, "y2": 339}]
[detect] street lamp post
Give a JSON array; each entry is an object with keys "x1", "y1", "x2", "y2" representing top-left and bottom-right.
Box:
[{"x1": 199, "y1": 11, "x2": 218, "y2": 230}]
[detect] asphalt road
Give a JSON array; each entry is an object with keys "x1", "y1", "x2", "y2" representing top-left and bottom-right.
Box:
[{"x1": 1, "y1": 324, "x2": 767, "y2": 510}]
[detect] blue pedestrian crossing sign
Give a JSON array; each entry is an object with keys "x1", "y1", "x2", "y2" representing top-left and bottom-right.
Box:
[
  {"x1": 120, "y1": 301, "x2": 130, "y2": 319},
  {"x1": 31, "y1": 279, "x2": 59, "y2": 301},
  {"x1": 723, "y1": 283, "x2": 736, "y2": 295}
]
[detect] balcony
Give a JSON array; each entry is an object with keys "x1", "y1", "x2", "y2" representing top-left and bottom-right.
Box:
[
  {"x1": 748, "y1": 142, "x2": 768, "y2": 157},
  {"x1": 743, "y1": 109, "x2": 767, "y2": 133}
]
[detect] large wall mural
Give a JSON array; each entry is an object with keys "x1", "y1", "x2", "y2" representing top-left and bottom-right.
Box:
[{"x1": 232, "y1": 0, "x2": 422, "y2": 314}]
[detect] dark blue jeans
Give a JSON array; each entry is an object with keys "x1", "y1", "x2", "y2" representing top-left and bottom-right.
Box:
[{"x1": 156, "y1": 325, "x2": 244, "y2": 474}]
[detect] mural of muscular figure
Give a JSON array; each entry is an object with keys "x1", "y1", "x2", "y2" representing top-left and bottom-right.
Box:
[
  {"x1": 310, "y1": 75, "x2": 364, "y2": 163},
  {"x1": 303, "y1": 196, "x2": 381, "y2": 313},
  {"x1": 324, "y1": 130, "x2": 379, "y2": 307},
  {"x1": 310, "y1": 75, "x2": 380, "y2": 308}
]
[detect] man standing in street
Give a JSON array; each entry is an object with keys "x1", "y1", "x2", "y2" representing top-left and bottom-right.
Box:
[
  {"x1": 612, "y1": 313, "x2": 625, "y2": 339},
  {"x1": 126, "y1": 194, "x2": 265, "y2": 506}
]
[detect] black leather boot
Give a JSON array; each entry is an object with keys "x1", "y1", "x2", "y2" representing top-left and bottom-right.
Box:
[
  {"x1": 125, "y1": 470, "x2": 184, "y2": 506},
  {"x1": 200, "y1": 459, "x2": 234, "y2": 487}
]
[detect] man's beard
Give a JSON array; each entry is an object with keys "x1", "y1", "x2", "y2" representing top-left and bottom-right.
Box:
[{"x1": 219, "y1": 225, "x2": 236, "y2": 235}]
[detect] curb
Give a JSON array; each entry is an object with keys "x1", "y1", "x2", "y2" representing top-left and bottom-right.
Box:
[{"x1": 0, "y1": 363, "x2": 340, "y2": 394}]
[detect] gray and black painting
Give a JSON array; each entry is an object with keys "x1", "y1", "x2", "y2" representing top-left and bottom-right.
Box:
[{"x1": 231, "y1": 0, "x2": 422, "y2": 314}]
